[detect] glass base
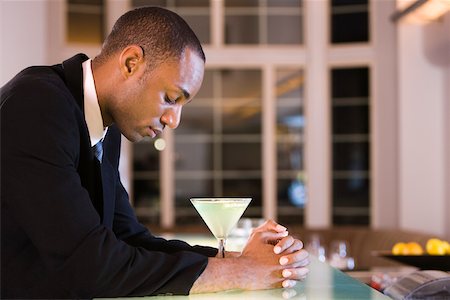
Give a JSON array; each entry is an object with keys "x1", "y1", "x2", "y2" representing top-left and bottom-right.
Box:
[{"x1": 218, "y1": 238, "x2": 226, "y2": 258}]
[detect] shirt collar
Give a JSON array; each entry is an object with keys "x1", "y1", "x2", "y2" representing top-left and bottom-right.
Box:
[{"x1": 82, "y1": 59, "x2": 107, "y2": 146}]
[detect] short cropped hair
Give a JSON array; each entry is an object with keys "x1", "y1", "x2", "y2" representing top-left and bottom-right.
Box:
[{"x1": 96, "y1": 6, "x2": 205, "y2": 68}]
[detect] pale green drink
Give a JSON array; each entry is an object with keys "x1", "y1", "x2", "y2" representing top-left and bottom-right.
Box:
[{"x1": 191, "y1": 198, "x2": 251, "y2": 257}]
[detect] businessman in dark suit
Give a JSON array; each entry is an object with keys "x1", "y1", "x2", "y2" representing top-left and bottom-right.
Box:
[{"x1": 1, "y1": 7, "x2": 309, "y2": 298}]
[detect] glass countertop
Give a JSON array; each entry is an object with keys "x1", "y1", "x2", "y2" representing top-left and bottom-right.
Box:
[{"x1": 103, "y1": 233, "x2": 390, "y2": 300}]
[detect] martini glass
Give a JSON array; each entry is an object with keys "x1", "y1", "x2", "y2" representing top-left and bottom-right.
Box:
[{"x1": 191, "y1": 197, "x2": 251, "y2": 258}]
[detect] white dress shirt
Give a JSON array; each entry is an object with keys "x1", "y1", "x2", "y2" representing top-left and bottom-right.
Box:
[{"x1": 82, "y1": 59, "x2": 107, "y2": 146}]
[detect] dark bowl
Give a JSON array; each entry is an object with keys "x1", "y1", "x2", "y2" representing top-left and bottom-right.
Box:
[{"x1": 372, "y1": 251, "x2": 450, "y2": 271}]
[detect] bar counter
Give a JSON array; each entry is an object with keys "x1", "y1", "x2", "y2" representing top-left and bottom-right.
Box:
[{"x1": 104, "y1": 234, "x2": 390, "y2": 300}]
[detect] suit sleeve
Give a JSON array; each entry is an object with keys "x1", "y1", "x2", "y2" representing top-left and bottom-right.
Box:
[{"x1": 1, "y1": 77, "x2": 211, "y2": 297}]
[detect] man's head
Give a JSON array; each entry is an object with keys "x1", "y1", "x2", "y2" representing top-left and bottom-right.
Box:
[
  {"x1": 96, "y1": 6, "x2": 205, "y2": 69},
  {"x1": 93, "y1": 7, "x2": 205, "y2": 142}
]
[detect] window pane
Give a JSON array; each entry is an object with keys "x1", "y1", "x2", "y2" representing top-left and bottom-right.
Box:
[
  {"x1": 132, "y1": 0, "x2": 165, "y2": 6},
  {"x1": 331, "y1": 67, "x2": 370, "y2": 226},
  {"x1": 133, "y1": 0, "x2": 209, "y2": 8},
  {"x1": 70, "y1": 0, "x2": 102, "y2": 4},
  {"x1": 268, "y1": 0, "x2": 301, "y2": 7},
  {"x1": 277, "y1": 178, "x2": 305, "y2": 224},
  {"x1": 133, "y1": 139, "x2": 160, "y2": 224},
  {"x1": 333, "y1": 141, "x2": 369, "y2": 171},
  {"x1": 333, "y1": 178, "x2": 369, "y2": 207},
  {"x1": 222, "y1": 105, "x2": 261, "y2": 134},
  {"x1": 175, "y1": 141, "x2": 213, "y2": 171},
  {"x1": 332, "y1": 106, "x2": 369, "y2": 134},
  {"x1": 175, "y1": 179, "x2": 213, "y2": 203},
  {"x1": 276, "y1": 68, "x2": 305, "y2": 225},
  {"x1": 333, "y1": 173, "x2": 370, "y2": 228},
  {"x1": 133, "y1": 141, "x2": 160, "y2": 172},
  {"x1": 332, "y1": 68, "x2": 369, "y2": 98},
  {"x1": 67, "y1": 1, "x2": 104, "y2": 44},
  {"x1": 225, "y1": 1, "x2": 303, "y2": 45},
  {"x1": 222, "y1": 69, "x2": 262, "y2": 134},
  {"x1": 225, "y1": 15, "x2": 259, "y2": 44},
  {"x1": 222, "y1": 70, "x2": 261, "y2": 98},
  {"x1": 278, "y1": 137, "x2": 303, "y2": 171},
  {"x1": 225, "y1": 0, "x2": 259, "y2": 8},
  {"x1": 173, "y1": 0, "x2": 209, "y2": 7},
  {"x1": 133, "y1": 179, "x2": 160, "y2": 223},
  {"x1": 175, "y1": 179, "x2": 213, "y2": 205},
  {"x1": 177, "y1": 106, "x2": 214, "y2": 135},
  {"x1": 222, "y1": 142, "x2": 261, "y2": 171},
  {"x1": 277, "y1": 106, "x2": 304, "y2": 135},
  {"x1": 330, "y1": 0, "x2": 369, "y2": 44},
  {"x1": 268, "y1": 15, "x2": 303, "y2": 44}
]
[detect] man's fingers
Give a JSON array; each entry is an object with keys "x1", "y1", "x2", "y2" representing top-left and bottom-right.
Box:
[
  {"x1": 254, "y1": 219, "x2": 287, "y2": 233},
  {"x1": 282, "y1": 267, "x2": 310, "y2": 281},
  {"x1": 288, "y1": 257, "x2": 310, "y2": 268},
  {"x1": 274, "y1": 236, "x2": 303, "y2": 254},
  {"x1": 279, "y1": 249, "x2": 309, "y2": 266},
  {"x1": 282, "y1": 279, "x2": 297, "y2": 288},
  {"x1": 254, "y1": 230, "x2": 289, "y2": 243}
]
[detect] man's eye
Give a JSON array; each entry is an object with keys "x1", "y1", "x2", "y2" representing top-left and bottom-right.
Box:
[{"x1": 164, "y1": 95, "x2": 176, "y2": 104}]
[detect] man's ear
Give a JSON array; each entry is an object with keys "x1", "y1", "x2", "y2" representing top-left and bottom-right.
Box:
[{"x1": 118, "y1": 45, "x2": 145, "y2": 78}]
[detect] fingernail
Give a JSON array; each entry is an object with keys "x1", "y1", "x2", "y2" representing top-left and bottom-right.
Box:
[
  {"x1": 282, "y1": 270, "x2": 292, "y2": 278},
  {"x1": 282, "y1": 288, "x2": 297, "y2": 299},
  {"x1": 276, "y1": 224, "x2": 287, "y2": 232},
  {"x1": 282, "y1": 280, "x2": 293, "y2": 288},
  {"x1": 281, "y1": 231, "x2": 289, "y2": 237},
  {"x1": 280, "y1": 257, "x2": 289, "y2": 265},
  {"x1": 274, "y1": 246, "x2": 282, "y2": 254}
]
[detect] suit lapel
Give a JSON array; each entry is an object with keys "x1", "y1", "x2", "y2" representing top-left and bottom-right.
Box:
[{"x1": 61, "y1": 53, "x2": 89, "y2": 111}]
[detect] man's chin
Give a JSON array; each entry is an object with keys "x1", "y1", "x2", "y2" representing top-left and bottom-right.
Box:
[{"x1": 122, "y1": 131, "x2": 145, "y2": 143}]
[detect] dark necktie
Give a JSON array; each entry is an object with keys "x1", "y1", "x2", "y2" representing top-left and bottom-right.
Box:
[{"x1": 93, "y1": 140, "x2": 103, "y2": 163}]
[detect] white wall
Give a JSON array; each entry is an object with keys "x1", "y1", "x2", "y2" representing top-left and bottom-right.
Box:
[
  {"x1": 371, "y1": 0, "x2": 399, "y2": 229},
  {"x1": 398, "y1": 14, "x2": 450, "y2": 239},
  {"x1": 446, "y1": 52, "x2": 450, "y2": 240},
  {"x1": 1, "y1": 0, "x2": 49, "y2": 86}
]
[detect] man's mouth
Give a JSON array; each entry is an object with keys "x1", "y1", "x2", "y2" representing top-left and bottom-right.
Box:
[{"x1": 148, "y1": 127, "x2": 162, "y2": 138}]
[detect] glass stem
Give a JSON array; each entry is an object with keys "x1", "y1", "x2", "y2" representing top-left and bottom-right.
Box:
[{"x1": 218, "y1": 238, "x2": 226, "y2": 258}]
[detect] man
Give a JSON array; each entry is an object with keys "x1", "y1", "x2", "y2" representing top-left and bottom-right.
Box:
[{"x1": 1, "y1": 7, "x2": 309, "y2": 298}]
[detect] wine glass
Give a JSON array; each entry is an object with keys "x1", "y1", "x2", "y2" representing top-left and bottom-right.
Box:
[
  {"x1": 306, "y1": 234, "x2": 327, "y2": 262},
  {"x1": 190, "y1": 197, "x2": 251, "y2": 258},
  {"x1": 329, "y1": 240, "x2": 355, "y2": 270}
]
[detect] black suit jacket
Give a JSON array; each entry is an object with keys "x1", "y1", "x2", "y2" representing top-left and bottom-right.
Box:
[{"x1": 0, "y1": 54, "x2": 217, "y2": 298}]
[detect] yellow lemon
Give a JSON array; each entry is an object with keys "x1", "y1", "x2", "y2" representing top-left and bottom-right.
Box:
[
  {"x1": 443, "y1": 241, "x2": 450, "y2": 255},
  {"x1": 392, "y1": 242, "x2": 407, "y2": 255},
  {"x1": 426, "y1": 238, "x2": 446, "y2": 255},
  {"x1": 406, "y1": 242, "x2": 424, "y2": 255}
]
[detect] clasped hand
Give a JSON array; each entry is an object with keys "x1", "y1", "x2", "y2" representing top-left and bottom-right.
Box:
[{"x1": 240, "y1": 220, "x2": 309, "y2": 289}]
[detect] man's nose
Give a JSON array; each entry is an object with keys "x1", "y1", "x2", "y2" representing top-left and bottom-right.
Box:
[{"x1": 161, "y1": 105, "x2": 182, "y2": 129}]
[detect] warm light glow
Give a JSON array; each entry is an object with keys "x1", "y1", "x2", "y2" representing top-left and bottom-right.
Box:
[
  {"x1": 154, "y1": 138, "x2": 166, "y2": 151},
  {"x1": 397, "y1": 0, "x2": 450, "y2": 23}
]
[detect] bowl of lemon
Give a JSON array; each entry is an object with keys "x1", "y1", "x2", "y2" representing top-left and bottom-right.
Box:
[{"x1": 374, "y1": 238, "x2": 450, "y2": 271}]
